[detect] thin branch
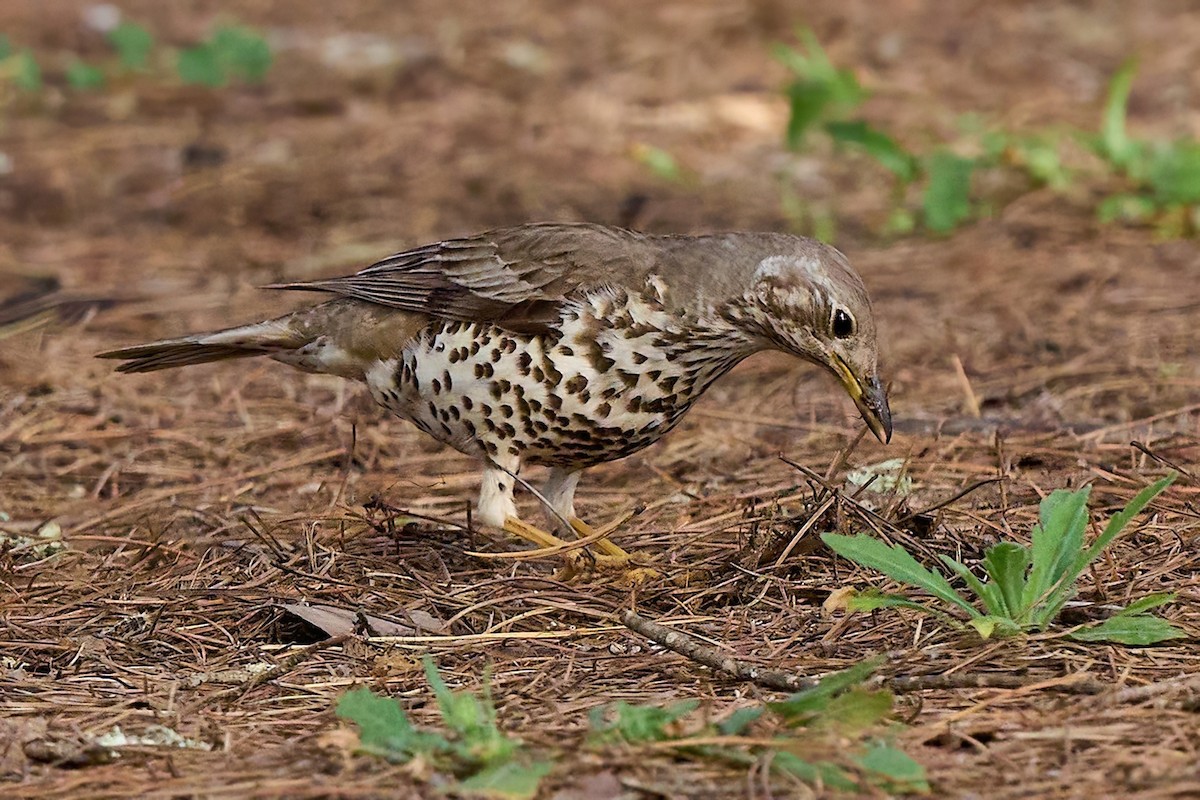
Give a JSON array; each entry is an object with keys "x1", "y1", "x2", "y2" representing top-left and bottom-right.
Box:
[
  {"x1": 620, "y1": 610, "x2": 1113, "y2": 696},
  {"x1": 182, "y1": 634, "x2": 349, "y2": 713},
  {"x1": 619, "y1": 609, "x2": 816, "y2": 692}
]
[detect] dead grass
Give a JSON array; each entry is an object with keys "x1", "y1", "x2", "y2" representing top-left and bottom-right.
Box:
[{"x1": 3, "y1": 1, "x2": 1200, "y2": 797}]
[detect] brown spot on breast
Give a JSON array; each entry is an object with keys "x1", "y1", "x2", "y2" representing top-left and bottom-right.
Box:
[
  {"x1": 564, "y1": 375, "x2": 588, "y2": 394},
  {"x1": 595, "y1": 401, "x2": 611, "y2": 417}
]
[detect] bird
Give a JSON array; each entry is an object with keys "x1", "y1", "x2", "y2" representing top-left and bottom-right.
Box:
[{"x1": 98, "y1": 223, "x2": 891, "y2": 576}]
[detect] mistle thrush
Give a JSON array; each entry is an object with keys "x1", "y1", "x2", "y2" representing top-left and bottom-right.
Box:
[{"x1": 99, "y1": 223, "x2": 891, "y2": 573}]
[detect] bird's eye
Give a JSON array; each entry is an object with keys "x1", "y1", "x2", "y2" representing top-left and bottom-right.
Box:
[{"x1": 832, "y1": 309, "x2": 854, "y2": 339}]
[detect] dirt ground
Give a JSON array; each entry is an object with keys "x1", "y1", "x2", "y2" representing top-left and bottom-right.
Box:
[{"x1": 3, "y1": 1, "x2": 1200, "y2": 797}]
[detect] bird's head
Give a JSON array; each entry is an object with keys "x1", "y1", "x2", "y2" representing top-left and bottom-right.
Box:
[{"x1": 731, "y1": 241, "x2": 892, "y2": 443}]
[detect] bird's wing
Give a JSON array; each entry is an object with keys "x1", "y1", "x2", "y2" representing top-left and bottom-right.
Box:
[{"x1": 266, "y1": 223, "x2": 654, "y2": 334}]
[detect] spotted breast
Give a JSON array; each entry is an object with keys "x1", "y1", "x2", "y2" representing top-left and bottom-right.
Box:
[{"x1": 365, "y1": 283, "x2": 755, "y2": 470}]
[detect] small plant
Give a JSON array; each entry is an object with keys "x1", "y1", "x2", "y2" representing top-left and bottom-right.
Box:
[
  {"x1": 108, "y1": 22, "x2": 154, "y2": 71},
  {"x1": 0, "y1": 20, "x2": 270, "y2": 98},
  {"x1": 589, "y1": 658, "x2": 929, "y2": 795},
  {"x1": 773, "y1": 30, "x2": 975, "y2": 236},
  {"x1": 0, "y1": 35, "x2": 41, "y2": 92},
  {"x1": 1091, "y1": 59, "x2": 1200, "y2": 235},
  {"x1": 774, "y1": 32, "x2": 1200, "y2": 238},
  {"x1": 336, "y1": 657, "x2": 552, "y2": 799},
  {"x1": 177, "y1": 25, "x2": 272, "y2": 87},
  {"x1": 823, "y1": 474, "x2": 1185, "y2": 644}
]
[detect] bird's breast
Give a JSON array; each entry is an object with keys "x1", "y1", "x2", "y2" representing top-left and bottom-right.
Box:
[{"x1": 363, "y1": 290, "x2": 750, "y2": 467}]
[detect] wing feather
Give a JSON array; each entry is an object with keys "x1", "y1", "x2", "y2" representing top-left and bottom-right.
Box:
[{"x1": 265, "y1": 223, "x2": 653, "y2": 333}]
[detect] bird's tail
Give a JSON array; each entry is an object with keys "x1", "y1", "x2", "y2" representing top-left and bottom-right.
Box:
[{"x1": 96, "y1": 316, "x2": 312, "y2": 374}]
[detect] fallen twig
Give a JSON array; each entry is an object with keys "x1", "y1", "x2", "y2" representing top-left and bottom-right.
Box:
[
  {"x1": 619, "y1": 609, "x2": 816, "y2": 691},
  {"x1": 183, "y1": 634, "x2": 350, "y2": 713},
  {"x1": 619, "y1": 610, "x2": 1116, "y2": 696}
]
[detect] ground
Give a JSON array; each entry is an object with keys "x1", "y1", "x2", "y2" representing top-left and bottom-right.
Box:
[{"x1": 2, "y1": 1, "x2": 1199, "y2": 798}]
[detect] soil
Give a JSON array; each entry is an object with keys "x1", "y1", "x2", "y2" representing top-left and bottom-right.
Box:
[{"x1": 2, "y1": 1, "x2": 1199, "y2": 798}]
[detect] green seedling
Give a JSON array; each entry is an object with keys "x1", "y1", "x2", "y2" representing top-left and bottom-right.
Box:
[
  {"x1": 589, "y1": 658, "x2": 929, "y2": 795},
  {"x1": 0, "y1": 42, "x2": 41, "y2": 92},
  {"x1": 773, "y1": 29, "x2": 867, "y2": 149},
  {"x1": 630, "y1": 142, "x2": 688, "y2": 184},
  {"x1": 178, "y1": 25, "x2": 272, "y2": 87},
  {"x1": 108, "y1": 22, "x2": 154, "y2": 71},
  {"x1": 336, "y1": 657, "x2": 552, "y2": 799},
  {"x1": 824, "y1": 474, "x2": 1185, "y2": 644},
  {"x1": 66, "y1": 60, "x2": 105, "y2": 90},
  {"x1": 1089, "y1": 60, "x2": 1200, "y2": 234}
]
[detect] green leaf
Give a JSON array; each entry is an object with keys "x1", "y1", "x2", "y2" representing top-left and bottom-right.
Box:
[
  {"x1": 822, "y1": 533, "x2": 980, "y2": 618},
  {"x1": 1013, "y1": 136, "x2": 1070, "y2": 189},
  {"x1": 1024, "y1": 486, "x2": 1092, "y2": 617},
  {"x1": 768, "y1": 657, "x2": 884, "y2": 723},
  {"x1": 1068, "y1": 615, "x2": 1187, "y2": 645},
  {"x1": 588, "y1": 699, "x2": 699, "y2": 744},
  {"x1": 108, "y1": 22, "x2": 154, "y2": 70},
  {"x1": 1098, "y1": 193, "x2": 1157, "y2": 223},
  {"x1": 981, "y1": 542, "x2": 1031, "y2": 621},
  {"x1": 211, "y1": 26, "x2": 272, "y2": 82},
  {"x1": 784, "y1": 81, "x2": 834, "y2": 149},
  {"x1": 922, "y1": 151, "x2": 974, "y2": 232},
  {"x1": 177, "y1": 44, "x2": 224, "y2": 86},
  {"x1": 422, "y1": 657, "x2": 515, "y2": 766},
  {"x1": 1044, "y1": 474, "x2": 1176, "y2": 624},
  {"x1": 717, "y1": 706, "x2": 764, "y2": 736},
  {"x1": 1148, "y1": 143, "x2": 1200, "y2": 205},
  {"x1": 821, "y1": 688, "x2": 894, "y2": 733},
  {"x1": 846, "y1": 590, "x2": 935, "y2": 614},
  {"x1": 1114, "y1": 592, "x2": 1176, "y2": 617},
  {"x1": 457, "y1": 760, "x2": 553, "y2": 799},
  {"x1": 336, "y1": 687, "x2": 447, "y2": 760},
  {"x1": 937, "y1": 555, "x2": 998, "y2": 614},
  {"x1": 66, "y1": 61, "x2": 105, "y2": 90},
  {"x1": 631, "y1": 143, "x2": 685, "y2": 183},
  {"x1": 0, "y1": 34, "x2": 12, "y2": 60},
  {"x1": 856, "y1": 741, "x2": 931, "y2": 793},
  {"x1": 825, "y1": 120, "x2": 917, "y2": 182},
  {"x1": 774, "y1": 29, "x2": 865, "y2": 149},
  {"x1": 1100, "y1": 58, "x2": 1138, "y2": 167},
  {"x1": 967, "y1": 614, "x2": 1023, "y2": 639},
  {"x1": 772, "y1": 753, "x2": 858, "y2": 792},
  {"x1": 10, "y1": 50, "x2": 42, "y2": 92}
]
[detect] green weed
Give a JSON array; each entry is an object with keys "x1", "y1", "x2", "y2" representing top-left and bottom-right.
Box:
[
  {"x1": 589, "y1": 658, "x2": 929, "y2": 795},
  {"x1": 336, "y1": 657, "x2": 552, "y2": 798},
  {"x1": 823, "y1": 475, "x2": 1186, "y2": 644},
  {"x1": 775, "y1": 32, "x2": 1200, "y2": 238},
  {"x1": 0, "y1": 20, "x2": 270, "y2": 97}
]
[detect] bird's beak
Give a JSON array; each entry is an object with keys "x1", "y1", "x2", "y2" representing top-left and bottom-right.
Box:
[{"x1": 831, "y1": 356, "x2": 892, "y2": 444}]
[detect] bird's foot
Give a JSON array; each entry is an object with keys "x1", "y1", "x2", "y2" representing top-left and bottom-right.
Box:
[
  {"x1": 560, "y1": 517, "x2": 660, "y2": 585},
  {"x1": 555, "y1": 551, "x2": 661, "y2": 585},
  {"x1": 488, "y1": 516, "x2": 659, "y2": 585}
]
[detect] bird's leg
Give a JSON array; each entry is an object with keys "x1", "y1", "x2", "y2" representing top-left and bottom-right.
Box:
[
  {"x1": 542, "y1": 468, "x2": 629, "y2": 560},
  {"x1": 477, "y1": 459, "x2": 573, "y2": 552},
  {"x1": 542, "y1": 468, "x2": 659, "y2": 583}
]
